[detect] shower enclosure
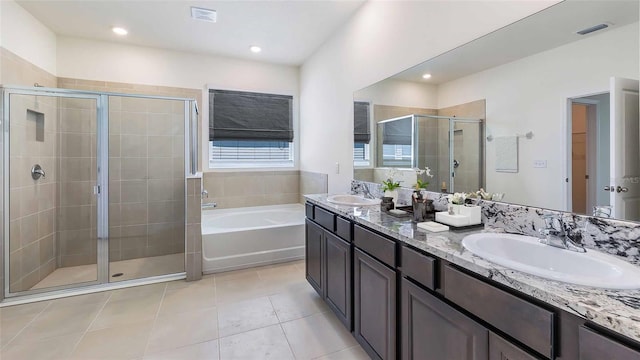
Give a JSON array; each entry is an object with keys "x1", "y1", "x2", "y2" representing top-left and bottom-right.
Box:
[
  {"x1": 377, "y1": 114, "x2": 484, "y2": 193},
  {"x1": 1, "y1": 86, "x2": 198, "y2": 300}
]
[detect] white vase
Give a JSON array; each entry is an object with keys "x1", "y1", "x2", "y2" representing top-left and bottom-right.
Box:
[
  {"x1": 384, "y1": 190, "x2": 398, "y2": 208},
  {"x1": 448, "y1": 204, "x2": 463, "y2": 215}
]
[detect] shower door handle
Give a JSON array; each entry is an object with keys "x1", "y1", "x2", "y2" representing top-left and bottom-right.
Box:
[{"x1": 93, "y1": 185, "x2": 101, "y2": 195}]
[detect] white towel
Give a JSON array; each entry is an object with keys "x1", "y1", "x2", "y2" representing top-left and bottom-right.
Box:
[{"x1": 495, "y1": 136, "x2": 518, "y2": 173}]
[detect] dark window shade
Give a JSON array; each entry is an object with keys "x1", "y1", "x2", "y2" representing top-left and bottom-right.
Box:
[
  {"x1": 209, "y1": 90, "x2": 293, "y2": 142},
  {"x1": 354, "y1": 101, "x2": 371, "y2": 143},
  {"x1": 382, "y1": 118, "x2": 412, "y2": 145}
]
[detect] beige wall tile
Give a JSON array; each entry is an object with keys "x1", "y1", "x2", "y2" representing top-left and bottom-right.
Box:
[
  {"x1": 120, "y1": 112, "x2": 148, "y2": 135},
  {"x1": 121, "y1": 135, "x2": 147, "y2": 157},
  {"x1": 119, "y1": 203, "x2": 148, "y2": 226},
  {"x1": 120, "y1": 180, "x2": 148, "y2": 204},
  {"x1": 121, "y1": 158, "x2": 148, "y2": 180}
]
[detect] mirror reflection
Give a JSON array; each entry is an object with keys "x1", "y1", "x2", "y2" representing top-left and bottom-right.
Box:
[{"x1": 353, "y1": 0, "x2": 639, "y2": 222}]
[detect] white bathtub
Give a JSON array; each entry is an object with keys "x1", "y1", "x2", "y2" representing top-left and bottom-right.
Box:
[{"x1": 202, "y1": 203, "x2": 306, "y2": 273}]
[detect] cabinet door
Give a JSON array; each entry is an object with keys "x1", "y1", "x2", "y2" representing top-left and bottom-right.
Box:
[
  {"x1": 325, "y1": 231, "x2": 352, "y2": 330},
  {"x1": 305, "y1": 219, "x2": 324, "y2": 296},
  {"x1": 401, "y1": 278, "x2": 488, "y2": 360},
  {"x1": 354, "y1": 248, "x2": 396, "y2": 360},
  {"x1": 489, "y1": 332, "x2": 539, "y2": 360},
  {"x1": 579, "y1": 326, "x2": 640, "y2": 360}
]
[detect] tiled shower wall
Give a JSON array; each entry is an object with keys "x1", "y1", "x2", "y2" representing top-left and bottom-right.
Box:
[{"x1": 2, "y1": 48, "x2": 59, "y2": 293}]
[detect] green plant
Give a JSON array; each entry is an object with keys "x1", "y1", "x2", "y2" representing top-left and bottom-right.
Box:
[
  {"x1": 381, "y1": 179, "x2": 401, "y2": 192},
  {"x1": 414, "y1": 179, "x2": 430, "y2": 190}
]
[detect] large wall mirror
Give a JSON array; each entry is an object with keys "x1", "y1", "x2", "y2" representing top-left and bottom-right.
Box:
[{"x1": 353, "y1": 0, "x2": 639, "y2": 222}]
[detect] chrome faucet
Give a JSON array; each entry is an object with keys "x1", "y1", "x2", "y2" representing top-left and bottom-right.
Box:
[
  {"x1": 538, "y1": 215, "x2": 585, "y2": 252},
  {"x1": 361, "y1": 183, "x2": 377, "y2": 199}
]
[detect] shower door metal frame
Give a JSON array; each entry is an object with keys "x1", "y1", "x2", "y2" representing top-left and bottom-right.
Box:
[{"x1": 2, "y1": 86, "x2": 197, "y2": 302}]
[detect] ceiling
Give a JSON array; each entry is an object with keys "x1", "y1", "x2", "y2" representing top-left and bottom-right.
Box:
[
  {"x1": 393, "y1": 0, "x2": 639, "y2": 85},
  {"x1": 16, "y1": 0, "x2": 365, "y2": 66}
]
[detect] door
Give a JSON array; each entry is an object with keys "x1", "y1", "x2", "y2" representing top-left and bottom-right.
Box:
[
  {"x1": 4, "y1": 89, "x2": 104, "y2": 295},
  {"x1": 401, "y1": 278, "x2": 488, "y2": 360},
  {"x1": 305, "y1": 219, "x2": 324, "y2": 296},
  {"x1": 354, "y1": 248, "x2": 396, "y2": 360},
  {"x1": 572, "y1": 103, "x2": 589, "y2": 214},
  {"x1": 610, "y1": 77, "x2": 640, "y2": 220},
  {"x1": 325, "y1": 231, "x2": 352, "y2": 330}
]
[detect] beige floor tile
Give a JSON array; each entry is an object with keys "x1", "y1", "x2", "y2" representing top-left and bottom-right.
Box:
[
  {"x1": 0, "y1": 313, "x2": 38, "y2": 348},
  {"x1": 313, "y1": 345, "x2": 370, "y2": 360},
  {"x1": 219, "y1": 324, "x2": 294, "y2": 360},
  {"x1": 144, "y1": 339, "x2": 219, "y2": 360},
  {"x1": 214, "y1": 275, "x2": 273, "y2": 304},
  {"x1": 269, "y1": 285, "x2": 329, "y2": 322},
  {"x1": 14, "y1": 302, "x2": 104, "y2": 344},
  {"x1": 281, "y1": 311, "x2": 358, "y2": 360},
  {"x1": 217, "y1": 297, "x2": 279, "y2": 338},
  {"x1": 0, "y1": 300, "x2": 49, "y2": 320},
  {"x1": 166, "y1": 276, "x2": 214, "y2": 291},
  {"x1": 71, "y1": 320, "x2": 154, "y2": 359},
  {"x1": 145, "y1": 307, "x2": 218, "y2": 355},
  {"x1": 90, "y1": 293, "x2": 163, "y2": 330},
  {"x1": 109, "y1": 282, "x2": 167, "y2": 302},
  {"x1": 1, "y1": 332, "x2": 83, "y2": 360},
  {"x1": 159, "y1": 282, "x2": 216, "y2": 315},
  {"x1": 47, "y1": 291, "x2": 111, "y2": 309},
  {"x1": 213, "y1": 267, "x2": 260, "y2": 283}
]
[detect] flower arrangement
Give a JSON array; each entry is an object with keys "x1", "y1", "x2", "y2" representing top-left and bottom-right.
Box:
[
  {"x1": 381, "y1": 168, "x2": 401, "y2": 192},
  {"x1": 413, "y1": 167, "x2": 434, "y2": 190},
  {"x1": 466, "y1": 188, "x2": 504, "y2": 201},
  {"x1": 447, "y1": 192, "x2": 467, "y2": 205}
]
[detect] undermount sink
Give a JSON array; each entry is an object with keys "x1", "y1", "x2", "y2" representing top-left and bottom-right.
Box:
[
  {"x1": 326, "y1": 194, "x2": 381, "y2": 206},
  {"x1": 462, "y1": 233, "x2": 640, "y2": 289}
]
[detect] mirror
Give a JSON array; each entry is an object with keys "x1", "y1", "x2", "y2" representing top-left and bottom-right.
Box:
[{"x1": 353, "y1": 0, "x2": 639, "y2": 222}]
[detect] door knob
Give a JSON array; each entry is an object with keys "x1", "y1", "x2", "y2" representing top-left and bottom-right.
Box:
[{"x1": 616, "y1": 186, "x2": 629, "y2": 193}]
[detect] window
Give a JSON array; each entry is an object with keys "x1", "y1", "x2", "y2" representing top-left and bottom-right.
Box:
[
  {"x1": 354, "y1": 101, "x2": 371, "y2": 166},
  {"x1": 209, "y1": 89, "x2": 294, "y2": 168}
]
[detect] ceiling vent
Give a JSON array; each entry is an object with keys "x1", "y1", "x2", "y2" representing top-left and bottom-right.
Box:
[
  {"x1": 191, "y1": 7, "x2": 217, "y2": 23},
  {"x1": 576, "y1": 23, "x2": 609, "y2": 35}
]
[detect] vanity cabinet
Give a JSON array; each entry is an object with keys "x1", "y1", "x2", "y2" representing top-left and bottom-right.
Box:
[
  {"x1": 401, "y1": 277, "x2": 487, "y2": 360},
  {"x1": 305, "y1": 207, "x2": 352, "y2": 330},
  {"x1": 578, "y1": 326, "x2": 640, "y2": 360},
  {"x1": 354, "y1": 248, "x2": 396, "y2": 360}
]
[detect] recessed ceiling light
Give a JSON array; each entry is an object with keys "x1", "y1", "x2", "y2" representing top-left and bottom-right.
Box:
[
  {"x1": 250, "y1": 45, "x2": 262, "y2": 53},
  {"x1": 422, "y1": 73, "x2": 432, "y2": 79},
  {"x1": 112, "y1": 27, "x2": 128, "y2": 36}
]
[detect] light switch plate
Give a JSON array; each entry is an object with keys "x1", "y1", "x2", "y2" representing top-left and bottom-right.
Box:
[{"x1": 533, "y1": 160, "x2": 547, "y2": 168}]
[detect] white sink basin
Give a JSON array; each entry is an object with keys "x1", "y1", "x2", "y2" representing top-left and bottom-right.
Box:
[
  {"x1": 326, "y1": 194, "x2": 381, "y2": 206},
  {"x1": 462, "y1": 233, "x2": 640, "y2": 289}
]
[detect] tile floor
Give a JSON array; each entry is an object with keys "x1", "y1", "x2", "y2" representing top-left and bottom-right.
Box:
[
  {"x1": 0, "y1": 260, "x2": 369, "y2": 359},
  {"x1": 32, "y1": 254, "x2": 186, "y2": 290}
]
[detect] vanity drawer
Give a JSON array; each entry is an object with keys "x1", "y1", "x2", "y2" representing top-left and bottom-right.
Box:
[
  {"x1": 336, "y1": 217, "x2": 352, "y2": 242},
  {"x1": 305, "y1": 203, "x2": 314, "y2": 219},
  {"x1": 354, "y1": 225, "x2": 396, "y2": 268},
  {"x1": 579, "y1": 326, "x2": 640, "y2": 360},
  {"x1": 401, "y1": 246, "x2": 436, "y2": 290},
  {"x1": 315, "y1": 206, "x2": 336, "y2": 232},
  {"x1": 443, "y1": 265, "x2": 555, "y2": 359}
]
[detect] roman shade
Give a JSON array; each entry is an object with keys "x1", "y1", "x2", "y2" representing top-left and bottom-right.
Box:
[
  {"x1": 209, "y1": 90, "x2": 293, "y2": 142},
  {"x1": 382, "y1": 117, "x2": 412, "y2": 145},
  {"x1": 354, "y1": 101, "x2": 371, "y2": 143}
]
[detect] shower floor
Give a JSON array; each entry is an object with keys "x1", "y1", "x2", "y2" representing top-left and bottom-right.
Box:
[{"x1": 31, "y1": 253, "x2": 185, "y2": 290}]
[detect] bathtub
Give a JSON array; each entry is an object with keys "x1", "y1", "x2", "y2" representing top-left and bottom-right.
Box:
[{"x1": 202, "y1": 203, "x2": 306, "y2": 273}]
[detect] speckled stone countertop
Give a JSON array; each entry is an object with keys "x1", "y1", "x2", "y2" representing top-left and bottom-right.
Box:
[{"x1": 305, "y1": 194, "x2": 640, "y2": 344}]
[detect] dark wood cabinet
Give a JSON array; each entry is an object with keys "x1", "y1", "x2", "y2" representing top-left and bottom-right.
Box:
[
  {"x1": 489, "y1": 332, "x2": 539, "y2": 360},
  {"x1": 401, "y1": 277, "x2": 488, "y2": 360},
  {"x1": 305, "y1": 219, "x2": 324, "y2": 296},
  {"x1": 354, "y1": 248, "x2": 396, "y2": 360},
  {"x1": 579, "y1": 326, "x2": 640, "y2": 360},
  {"x1": 325, "y1": 231, "x2": 352, "y2": 329}
]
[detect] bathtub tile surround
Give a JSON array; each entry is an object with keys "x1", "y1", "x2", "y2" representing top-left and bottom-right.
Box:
[
  {"x1": 202, "y1": 171, "x2": 300, "y2": 209},
  {"x1": 186, "y1": 176, "x2": 203, "y2": 281},
  {"x1": 307, "y1": 192, "x2": 640, "y2": 343},
  {"x1": 299, "y1": 171, "x2": 329, "y2": 204},
  {"x1": 0, "y1": 260, "x2": 368, "y2": 359}
]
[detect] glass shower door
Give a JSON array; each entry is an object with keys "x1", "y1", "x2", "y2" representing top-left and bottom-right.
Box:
[{"x1": 5, "y1": 90, "x2": 102, "y2": 295}]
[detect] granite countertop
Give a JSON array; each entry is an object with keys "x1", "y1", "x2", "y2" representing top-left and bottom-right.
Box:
[{"x1": 305, "y1": 194, "x2": 640, "y2": 343}]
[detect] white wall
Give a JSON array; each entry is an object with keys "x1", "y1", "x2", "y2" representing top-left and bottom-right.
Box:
[
  {"x1": 437, "y1": 22, "x2": 638, "y2": 210},
  {"x1": 354, "y1": 78, "x2": 437, "y2": 109},
  {"x1": 56, "y1": 36, "x2": 300, "y2": 171},
  {"x1": 0, "y1": 0, "x2": 57, "y2": 75},
  {"x1": 299, "y1": 0, "x2": 559, "y2": 194}
]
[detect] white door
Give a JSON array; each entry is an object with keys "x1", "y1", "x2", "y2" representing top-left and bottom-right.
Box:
[{"x1": 610, "y1": 77, "x2": 640, "y2": 221}]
